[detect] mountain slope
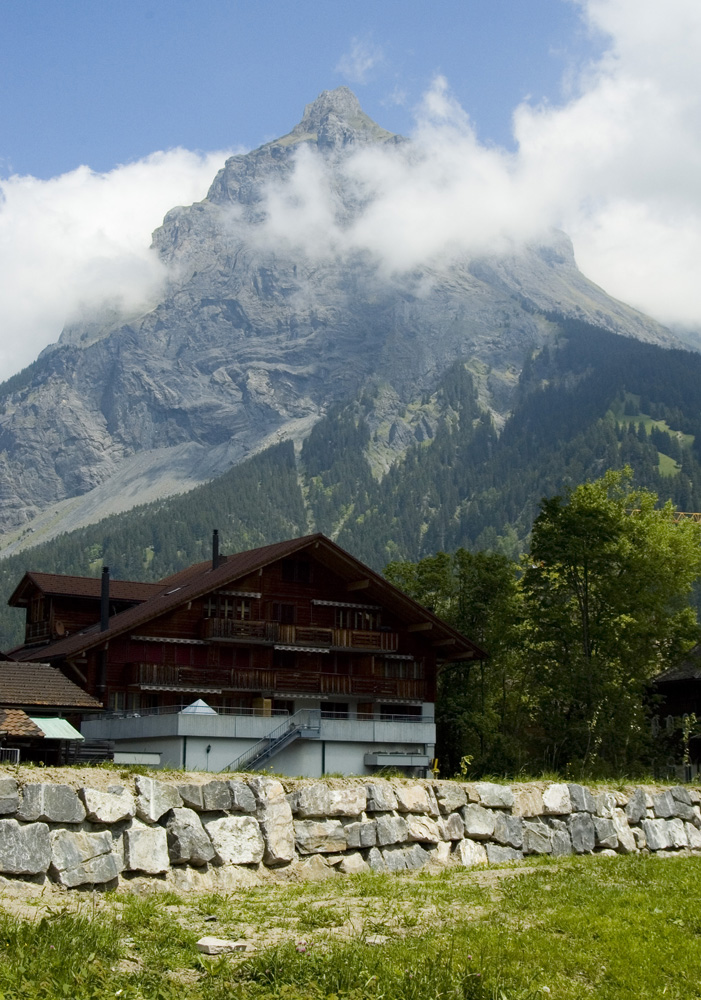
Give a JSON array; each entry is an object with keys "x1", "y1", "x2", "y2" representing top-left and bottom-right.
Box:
[{"x1": 0, "y1": 87, "x2": 679, "y2": 550}]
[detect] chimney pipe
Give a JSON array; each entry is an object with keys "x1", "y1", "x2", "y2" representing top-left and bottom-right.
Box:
[
  {"x1": 212, "y1": 529, "x2": 219, "y2": 570},
  {"x1": 100, "y1": 566, "x2": 110, "y2": 631}
]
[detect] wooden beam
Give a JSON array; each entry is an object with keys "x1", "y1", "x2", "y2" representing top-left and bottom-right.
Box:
[
  {"x1": 347, "y1": 579, "x2": 370, "y2": 592},
  {"x1": 408, "y1": 622, "x2": 432, "y2": 633},
  {"x1": 433, "y1": 638, "x2": 456, "y2": 647},
  {"x1": 66, "y1": 660, "x2": 87, "y2": 684}
]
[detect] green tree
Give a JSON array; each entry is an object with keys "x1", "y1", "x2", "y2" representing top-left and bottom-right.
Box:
[
  {"x1": 385, "y1": 548, "x2": 524, "y2": 775},
  {"x1": 521, "y1": 467, "x2": 701, "y2": 774}
]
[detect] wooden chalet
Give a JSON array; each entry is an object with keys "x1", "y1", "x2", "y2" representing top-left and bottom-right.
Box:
[{"x1": 7, "y1": 533, "x2": 485, "y2": 776}]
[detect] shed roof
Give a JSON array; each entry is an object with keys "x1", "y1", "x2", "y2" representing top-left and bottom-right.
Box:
[
  {"x1": 8, "y1": 572, "x2": 162, "y2": 607},
  {"x1": 0, "y1": 662, "x2": 102, "y2": 710}
]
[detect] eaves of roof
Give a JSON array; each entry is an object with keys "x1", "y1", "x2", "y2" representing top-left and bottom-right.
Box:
[{"x1": 11, "y1": 534, "x2": 486, "y2": 664}]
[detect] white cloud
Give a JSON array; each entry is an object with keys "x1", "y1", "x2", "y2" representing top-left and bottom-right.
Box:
[
  {"x1": 258, "y1": 0, "x2": 701, "y2": 332},
  {"x1": 336, "y1": 37, "x2": 384, "y2": 85},
  {"x1": 0, "y1": 148, "x2": 231, "y2": 382}
]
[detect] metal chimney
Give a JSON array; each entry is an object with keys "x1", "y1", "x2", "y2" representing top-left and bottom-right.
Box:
[
  {"x1": 100, "y1": 566, "x2": 110, "y2": 631},
  {"x1": 212, "y1": 529, "x2": 219, "y2": 570}
]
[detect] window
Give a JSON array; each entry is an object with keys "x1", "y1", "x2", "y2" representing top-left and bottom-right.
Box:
[
  {"x1": 108, "y1": 691, "x2": 126, "y2": 712},
  {"x1": 281, "y1": 559, "x2": 311, "y2": 584},
  {"x1": 236, "y1": 598, "x2": 251, "y2": 620},
  {"x1": 29, "y1": 595, "x2": 47, "y2": 624},
  {"x1": 271, "y1": 602, "x2": 296, "y2": 624},
  {"x1": 374, "y1": 659, "x2": 424, "y2": 680},
  {"x1": 380, "y1": 704, "x2": 422, "y2": 720}
]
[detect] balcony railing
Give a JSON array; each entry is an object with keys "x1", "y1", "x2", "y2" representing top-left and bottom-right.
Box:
[
  {"x1": 132, "y1": 663, "x2": 424, "y2": 701},
  {"x1": 202, "y1": 618, "x2": 399, "y2": 651}
]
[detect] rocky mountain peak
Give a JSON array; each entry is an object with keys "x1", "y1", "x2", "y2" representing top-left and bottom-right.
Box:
[{"x1": 284, "y1": 86, "x2": 397, "y2": 150}]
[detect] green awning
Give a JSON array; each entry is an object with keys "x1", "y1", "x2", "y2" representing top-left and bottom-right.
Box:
[{"x1": 29, "y1": 717, "x2": 84, "y2": 740}]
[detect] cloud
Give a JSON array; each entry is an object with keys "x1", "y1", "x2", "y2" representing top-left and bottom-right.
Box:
[
  {"x1": 258, "y1": 0, "x2": 701, "y2": 332},
  {"x1": 336, "y1": 37, "x2": 384, "y2": 85},
  {"x1": 0, "y1": 148, "x2": 231, "y2": 382}
]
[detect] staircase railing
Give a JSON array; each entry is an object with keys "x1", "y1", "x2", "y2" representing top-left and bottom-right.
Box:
[{"x1": 222, "y1": 709, "x2": 321, "y2": 773}]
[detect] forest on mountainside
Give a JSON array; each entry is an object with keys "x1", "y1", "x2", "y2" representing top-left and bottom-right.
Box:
[{"x1": 3, "y1": 320, "x2": 701, "y2": 651}]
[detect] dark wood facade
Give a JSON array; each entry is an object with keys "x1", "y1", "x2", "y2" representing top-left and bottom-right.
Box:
[{"x1": 8, "y1": 535, "x2": 484, "y2": 717}]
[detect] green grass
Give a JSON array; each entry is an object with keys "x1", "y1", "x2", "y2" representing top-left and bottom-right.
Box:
[{"x1": 2, "y1": 856, "x2": 701, "y2": 998}]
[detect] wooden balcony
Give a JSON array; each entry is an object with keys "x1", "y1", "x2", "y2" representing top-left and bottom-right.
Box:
[
  {"x1": 132, "y1": 663, "x2": 423, "y2": 700},
  {"x1": 202, "y1": 618, "x2": 399, "y2": 652}
]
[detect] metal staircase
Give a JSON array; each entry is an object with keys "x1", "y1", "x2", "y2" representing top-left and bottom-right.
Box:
[{"x1": 222, "y1": 709, "x2": 321, "y2": 773}]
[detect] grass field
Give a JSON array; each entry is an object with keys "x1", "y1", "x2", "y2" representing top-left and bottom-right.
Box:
[{"x1": 1, "y1": 854, "x2": 700, "y2": 999}]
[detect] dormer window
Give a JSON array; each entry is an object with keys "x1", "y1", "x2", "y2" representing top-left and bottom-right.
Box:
[{"x1": 281, "y1": 559, "x2": 311, "y2": 584}]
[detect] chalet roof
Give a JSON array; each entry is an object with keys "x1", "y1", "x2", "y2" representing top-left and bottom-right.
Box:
[
  {"x1": 0, "y1": 708, "x2": 45, "y2": 739},
  {"x1": 11, "y1": 534, "x2": 486, "y2": 665},
  {"x1": 654, "y1": 644, "x2": 701, "y2": 685},
  {"x1": 8, "y1": 571, "x2": 162, "y2": 607},
  {"x1": 0, "y1": 662, "x2": 102, "y2": 710}
]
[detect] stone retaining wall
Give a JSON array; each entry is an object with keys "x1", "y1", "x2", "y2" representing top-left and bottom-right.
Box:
[{"x1": 1, "y1": 775, "x2": 699, "y2": 890}]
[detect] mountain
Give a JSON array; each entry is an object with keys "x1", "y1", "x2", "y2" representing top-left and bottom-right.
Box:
[{"x1": 0, "y1": 87, "x2": 680, "y2": 558}]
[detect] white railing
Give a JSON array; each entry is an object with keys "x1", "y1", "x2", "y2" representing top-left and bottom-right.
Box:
[{"x1": 0, "y1": 748, "x2": 20, "y2": 764}]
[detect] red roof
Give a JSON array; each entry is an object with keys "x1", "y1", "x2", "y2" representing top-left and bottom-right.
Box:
[
  {"x1": 11, "y1": 534, "x2": 486, "y2": 665},
  {"x1": 0, "y1": 662, "x2": 102, "y2": 710},
  {"x1": 0, "y1": 708, "x2": 45, "y2": 738}
]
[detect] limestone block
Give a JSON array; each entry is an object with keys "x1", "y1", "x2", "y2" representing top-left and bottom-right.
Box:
[
  {"x1": 0, "y1": 778, "x2": 19, "y2": 815},
  {"x1": 594, "y1": 792, "x2": 616, "y2": 819},
  {"x1": 50, "y1": 828, "x2": 121, "y2": 887},
  {"x1": 462, "y1": 783, "x2": 482, "y2": 803},
  {"x1": 475, "y1": 782, "x2": 514, "y2": 810},
  {"x1": 256, "y1": 799, "x2": 295, "y2": 865},
  {"x1": 166, "y1": 808, "x2": 215, "y2": 866},
  {"x1": 641, "y1": 818, "x2": 672, "y2": 851},
  {"x1": 652, "y1": 791, "x2": 675, "y2": 818},
  {"x1": 512, "y1": 784, "x2": 544, "y2": 818},
  {"x1": 248, "y1": 776, "x2": 286, "y2": 805},
  {"x1": 289, "y1": 784, "x2": 330, "y2": 818},
  {"x1": 551, "y1": 829, "x2": 573, "y2": 856},
  {"x1": 567, "y1": 784, "x2": 596, "y2": 814},
  {"x1": 81, "y1": 786, "x2": 135, "y2": 824},
  {"x1": 593, "y1": 817, "x2": 618, "y2": 850},
  {"x1": 688, "y1": 788, "x2": 701, "y2": 804},
  {"x1": 365, "y1": 783, "x2": 398, "y2": 812},
  {"x1": 228, "y1": 781, "x2": 257, "y2": 814},
  {"x1": 394, "y1": 784, "x2": 435, "y2": 815},
  {"x1": 337, "y1": 851, "x2": 370, "y2": 875},
  {"x1": 493, "y1": 813, "x2": 523, "y2": 849},
  {"x1": 403, "y1": 843, "x2": 430, "y2": 869},
  {"x1": 135, "y1": 776, "x2": 181, "y2": 823},
  {"x1": 123, "y1": 822, "x2": 170, "y2": 873},
  {"x1": 203, "y1": 815, "x2": 265, "y2": 865},
  {"x1": 0, "y1": 819, "x2": 50, "y2": 874},
  {"x1": 666, "y1": 817, "x2": 689, "y2": 849},
  {"x1": 624, "y1": 788, "x2": 647, "y2": 824},
  {"x1": 375, "y1": 814, "x2": 409, "y2": 846},
  {"x1": 612, "y1": 810, "x2": 636, "y2": 854},
  {"x1": 382, "y1": 846, "x2": 408, "y2": 871},
  {"x1": 197, "y1": 937, "x2": 249, "y2": 955},
  {"x1": 406, "y1": 815, "x2": 441, "y2": 844},
  {"x1": 366, "y1": 847, "x2": 386, "y2": 871},
  {"x1": 433, "y1": 781, "x2": 467, "y2": 814},
  {"x1": 632, "y1": 826, "x2": 647, "y2": 850},
  {"x1": 671, "y1": 785, "x2": 693, "y2": 806},
  {"x1": 296, "y1": 855, "x2": 333, "y2": 880},
  {"x1": 295, "y1": 819, "x2": 348, "y2": 854},
  {"x1": 202, "y1": 781, "x2": 232, "y2": 812},
  {"x1": 431, "y1": 841, "x2": 452, "y2": 864},
  {"x1": 344, "y1": 820, "x2": 377, "y2": 849},
  {"x1": 438, "y1": 812, "x2": 465, "y2": 841},
  {"x1": 462, "y1": 803, "x2": 495, "y2": 841},
  {"x1": 685, "y1": 822, "x2": 701, "y2": 849},
  {"x1": 177, "y1": 784, "x2": 204, "y2": 810},
  {"x1": 569, "y1": 812, "x2": 596, "y2": 854},
  {"x1": 328, "y1": 787, "x2": 367, "y2": 817},
  {"x1": 17, "y1": 783, "x2": 86, "y2": 824},
  {"x1": 542, "y1": 784, "x2": 572, "y2": 815},
  {"x1": 522, "y1": 819, "x2": 552, "y2": 855},
  {"x1": 486, "y1": 844, "x2": 524, "y2": 863},
  {"x1": 455, "y1": 838, "x2": 488, "y2": 867}
]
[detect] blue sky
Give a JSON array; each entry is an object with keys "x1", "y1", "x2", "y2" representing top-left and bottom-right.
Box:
[
  {"x1": 1, "y1": 0, "x2": 701, "y2": 382},
  {"x1": 1, "y1": 0, "x2": 599, "y2": 178}
]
